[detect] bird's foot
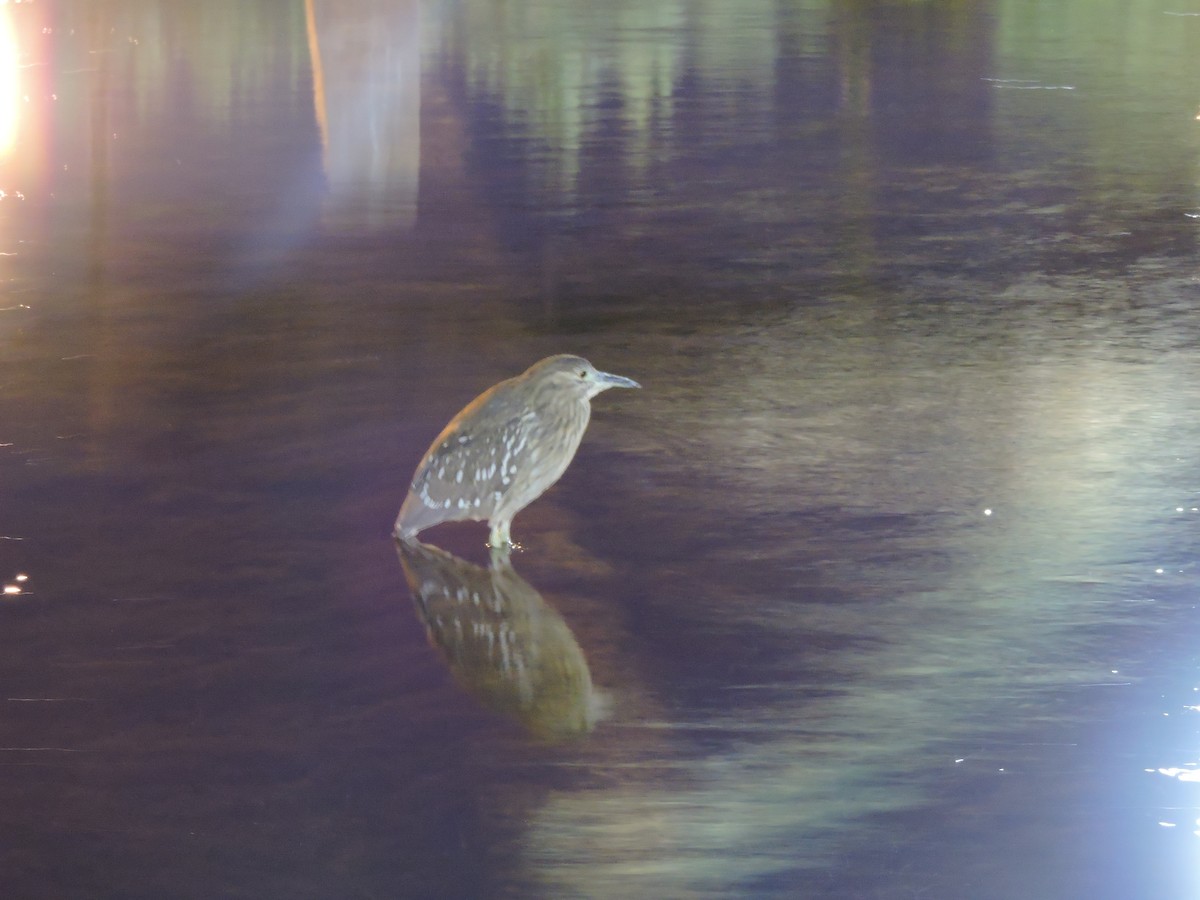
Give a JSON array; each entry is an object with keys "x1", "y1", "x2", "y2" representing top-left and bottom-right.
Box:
[{"x1": 487, "y1": 539, "x2": 523, "y2": 555}]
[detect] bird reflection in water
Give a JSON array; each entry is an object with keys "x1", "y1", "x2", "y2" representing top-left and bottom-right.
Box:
[{"x1": 396, "y1": 539, "x2": 608, "y2": 741}]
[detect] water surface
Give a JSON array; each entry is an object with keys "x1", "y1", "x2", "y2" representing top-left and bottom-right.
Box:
[{"x1": 2, "y1": 2, "x2": 1200, "y2": 897}]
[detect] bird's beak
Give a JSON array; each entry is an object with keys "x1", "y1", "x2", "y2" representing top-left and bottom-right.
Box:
[{"x1": 596, "y1": 370, "x2": 640, "y2": 390}]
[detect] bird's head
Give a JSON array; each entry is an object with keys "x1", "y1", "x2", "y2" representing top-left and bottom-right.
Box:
[{"x1": 524, "y1": 355, "x2": 641, "y2": 400}]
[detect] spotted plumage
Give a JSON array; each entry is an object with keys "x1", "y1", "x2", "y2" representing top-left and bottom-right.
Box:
[{"x1": 395, "y1": 355, "x2": 640, "y2": 546}]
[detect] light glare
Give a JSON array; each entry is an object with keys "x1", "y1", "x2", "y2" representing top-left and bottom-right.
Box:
[{"x1": 0, "y1": 7, "x2": 17, "y2": 157}]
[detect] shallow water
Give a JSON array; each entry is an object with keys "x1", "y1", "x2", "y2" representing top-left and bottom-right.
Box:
[{"x1": 2, "y1": 1, "x2": 1200, "y2": 897}]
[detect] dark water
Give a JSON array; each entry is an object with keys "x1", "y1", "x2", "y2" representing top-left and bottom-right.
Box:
[{"x1": 2, "y1": 1, "x2": 1200, "y2": 897}]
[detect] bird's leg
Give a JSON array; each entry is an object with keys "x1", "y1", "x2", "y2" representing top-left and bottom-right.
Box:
[{"x1": 488, "y1": 518, "x2": 512, "y2": 550}]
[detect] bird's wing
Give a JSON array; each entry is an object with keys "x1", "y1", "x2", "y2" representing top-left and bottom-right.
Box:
[{"x1": 411, "y1": 410, "x2": 541, "y2": 504}]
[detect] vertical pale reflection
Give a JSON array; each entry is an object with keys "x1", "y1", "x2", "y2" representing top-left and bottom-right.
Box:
[
  {"x1": 307, "y1": 0, "x2": 421, "y2": 229},
  {"x1": 439, "y1": 0, "x2": 798, "y2": 200}
]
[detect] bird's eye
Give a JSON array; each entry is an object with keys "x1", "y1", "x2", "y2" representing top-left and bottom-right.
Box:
[{"x1": 578, "y1": 369, "x2": 588, "y2": 378}]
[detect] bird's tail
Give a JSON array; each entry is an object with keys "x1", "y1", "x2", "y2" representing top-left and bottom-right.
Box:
[
  {"x1": 395, "y1": 487, "x2": 456, "y2": 540},
  {"x1": 393, "y1": 494, "x2": 427, "y2": 540}
]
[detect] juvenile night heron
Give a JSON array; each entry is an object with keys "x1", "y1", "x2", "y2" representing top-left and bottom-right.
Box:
[{"x1": 394, "y1": 354, "x2": 640, "y2": 546}]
